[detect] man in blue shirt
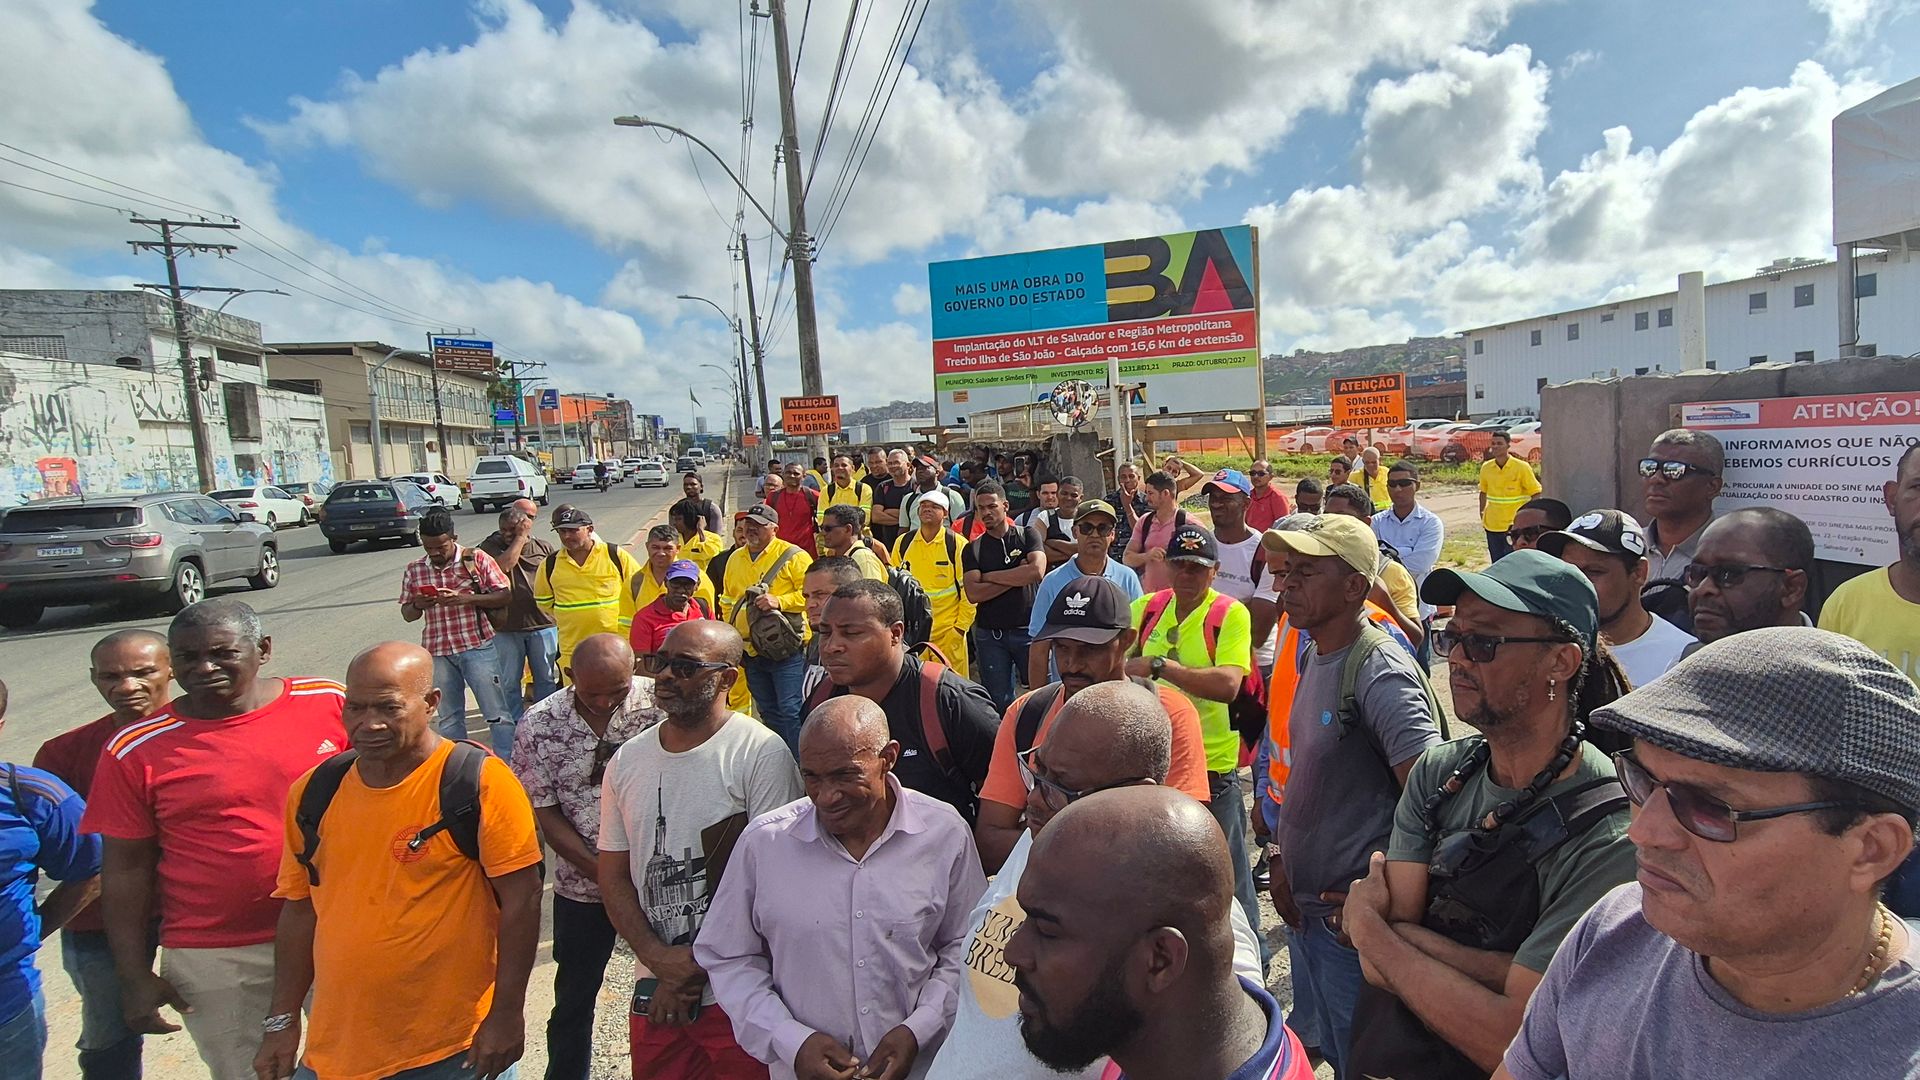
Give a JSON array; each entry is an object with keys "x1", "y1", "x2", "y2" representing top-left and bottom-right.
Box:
[
  {"x1": 1027, "y1": 499, "x2": 1142, "y2": 687},
  {"x1": 0, "y1": 678, "x2": 106, "y2": 1079}
]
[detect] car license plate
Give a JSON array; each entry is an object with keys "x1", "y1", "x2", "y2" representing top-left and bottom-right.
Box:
[
  {"x1": 37, "y1": 545, "x2": 83, "y2": 557},
  {"x1": 351, "y1": 523, "x2": 379, "y2": 531}
]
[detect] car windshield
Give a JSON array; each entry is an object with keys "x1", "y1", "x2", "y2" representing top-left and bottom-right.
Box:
[
  {"x1": 2, "y1": 505, "x2": 143, "y2": 533},
  {"x1": 207, "y1": 489, "x2": 252, "y2": 500},
  {"x1": 281, "y1": 483, "x2": 312, "y2": 494},
  {"x1": 474, "y1": 460, "x2": 513, "y2": 475},
  {"x1": 328, "y1": 484, "x2": 394, "y2": 503}
]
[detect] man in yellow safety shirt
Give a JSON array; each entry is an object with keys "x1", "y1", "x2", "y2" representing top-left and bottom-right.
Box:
[
  {"x1": 892, "y1": 491, "x2": 975, "y2": 677},
  {"x1": 670, "y1": 499, "x2": 727, "y2": 577},
  {"x1": 1479, "y1": 428, "x2": 1542, "y2": 563},
  {"x1": 719, "y1": 503, "x2": 813, "y2": 751},
  {"x1": 815, "y1": 452, "x2": 872, "y2": 524},
  {"x1": 534, "y1": 505, "x2": 640, "y2": 680},
  {"x1": 631, "y1": 523, "x2": 716, "y2": 613}
]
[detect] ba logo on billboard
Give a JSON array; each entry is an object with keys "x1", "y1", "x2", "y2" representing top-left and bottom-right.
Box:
[
  {"x1": 1103, "y1": 230, "x2": 1255, "y2": 322},
  {"x1": 1680, "y1": 402, "x2": 1760, "y2": 427}
]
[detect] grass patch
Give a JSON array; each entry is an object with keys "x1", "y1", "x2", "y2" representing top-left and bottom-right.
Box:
[{"x1": 1436, "y1": 532, "x2": 1491, "y2": 571}]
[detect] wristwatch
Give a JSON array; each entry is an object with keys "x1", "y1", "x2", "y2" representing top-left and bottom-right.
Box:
[{"x1": 1149, "y1": 656, "x2": 1167, "y2": 679}]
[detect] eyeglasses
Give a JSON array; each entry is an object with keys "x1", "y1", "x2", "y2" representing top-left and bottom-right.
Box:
[
  {"x1": 1681, "y1": 563, "x2": 1791, "y2": 590},
  {"x1": 1506, "y1": 524, "x2": 1553, "y2": 543},
  {"x1": 1248, "y1": 469, "x2": 1270, "y2": 477},
  {"x1": 1075, "y1": 522, "x2": 1115, "y2": 536},
  {"x1": 1016, "y1": 747, "x2": 1150, "y2": 811},
  {"x1": 1612, "y1": 751, "x2": 1862, "y2": 843},
  {"x1": 1387, "y1": 478, "x2": 1417, "y2": 489},
  {"x1": 637, "y1": 653, "x2": 734, "y2": 680},
  {"x1": 1431, "y1": 628, "x2": 1569, "y2": 664},
  {"x1": 589, "y1": 737, "x2": 626, "y2": 785},
  {"x1": 1638, "y1": 458, "x2": 1717, "y2": 481}
]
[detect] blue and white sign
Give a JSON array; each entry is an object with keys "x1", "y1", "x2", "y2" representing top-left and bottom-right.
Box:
[
  {"x1": 538, "y1": 388, "x2": 559, "y2": 410},
  {"x1": 494, "y1": 406, "x2": 519, "y2": 423},
  {"x1": 430, "y1": 336, "x2": 496, "y2": 375}
]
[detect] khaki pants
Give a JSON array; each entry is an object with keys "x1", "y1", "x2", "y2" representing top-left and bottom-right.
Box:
[{"x1": 160, "y1": 942, "x2": 277, "y2": 1080}]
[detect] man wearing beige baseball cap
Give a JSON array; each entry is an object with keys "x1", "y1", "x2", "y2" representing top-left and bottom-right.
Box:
[
  {"x1": 1497, "y1": 627, "x2": 1920, "y2": 1079},
  {"x1": 1261, "y1": 514, "x2": 1445, "y2": 1078}
]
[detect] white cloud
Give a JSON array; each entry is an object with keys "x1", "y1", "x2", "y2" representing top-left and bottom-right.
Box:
[
  {"x1": 891, "y1": 283, "x2": 929, "y2": 316},
  {"x1": 1558, "y1": 49, "x2": 1601, "y2": 77},
  {"x1": 1808, "y1": 0, "x2": 1918, "y2": 58}
]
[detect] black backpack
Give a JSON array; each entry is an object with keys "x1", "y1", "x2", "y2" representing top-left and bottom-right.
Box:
[
  {"x1": 293, "y1": 741, "x2": 488, "y2": 886},
  {"x1": 889, "y1": 530, "x2": 958, "y2": 649},
  {"x1": 1010, "y1": 677, "x2": 1160, "y2": 755}
]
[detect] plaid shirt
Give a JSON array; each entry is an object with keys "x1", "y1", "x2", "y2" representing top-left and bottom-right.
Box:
[{"x1": 399, "y1": 545, "x2": 511, "y2": 657}]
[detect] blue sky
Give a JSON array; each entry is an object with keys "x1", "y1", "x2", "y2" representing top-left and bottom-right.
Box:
[{"x1": 3, "y1": 0, "x2": 1916, "y2": 414}]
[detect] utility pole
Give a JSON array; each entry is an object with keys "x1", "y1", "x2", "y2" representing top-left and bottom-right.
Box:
[
  {"x1": 128, "y1": 218, "x2": 242, "y2": 491},
  {"x1": 764, "y1": 0, "x2": 828, "y2": 459},
  {"x1": 424, "y1": 333, "x2": 458, "y2": 475},
  {"x1": 734, "y1": 225, "x2": 776, "y2": 454}
]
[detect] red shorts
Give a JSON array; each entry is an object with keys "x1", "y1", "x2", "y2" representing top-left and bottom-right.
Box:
[{"x1": 630, "y1": 1003, "x2": 769, "y2": 1080}]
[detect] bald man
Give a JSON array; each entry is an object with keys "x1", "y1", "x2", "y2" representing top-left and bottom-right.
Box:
[
  {"x1": 259, "y1": 642, "x2": 543, "y2": 1080},
  {"x1": 33, "y1": 629, "x2": 171, "y2": 1079},
  {"x1": 927, "y1": 683, "x2": 1261, "y2": 1080},
  {"x1": 697, "y1": 697, "x2": 986, "y2": 1080},
  {"x1": 510, "y1": 633, "x2": 665, "y2": 1080},
  {"x1": 1005, "y1": 787, "x2": 1313, "y2": 1080}
]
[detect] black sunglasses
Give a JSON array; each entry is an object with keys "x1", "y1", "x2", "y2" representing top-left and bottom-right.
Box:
[
  {"x1": 1075, "y1": 521, "x2": 1115, "y2": 536},
  {"x1": 1015, "y1": 747, "x2": 1150, "y2": 811},
  {"x1": 1639, "y1": 458, "x2": 1717, "y2": 481},
  {"x1": 1387, "y1": 478, "x2": 1417, "y2": 489},
  {"x1": 1613, "y1": 751, "x2": 1862, "y2": 843},
  {"x1": 1432, "y1": 628, "x2": 1569, "y2": 664},
  {"x1": 589, "y1": 737, "x2": 626, "y2": 785},
  {"x1": 1506, "y1": 524, "x2": 1554, "y2": 543},
  {"x1": 1682, "y1": 563, "x2": 1791, "y2": 590},
  {"x1": 638, "y1": 653, "x2": 734, "y2": 680}
]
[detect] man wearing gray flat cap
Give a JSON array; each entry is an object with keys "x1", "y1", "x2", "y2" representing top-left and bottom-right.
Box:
[{"x1": 1496, "y1": 626, "x2": 1920, "y2": 1080}]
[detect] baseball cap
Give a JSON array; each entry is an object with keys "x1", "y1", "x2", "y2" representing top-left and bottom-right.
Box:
[
  {"x1": 665, "y1": 559, "x2": 701, "y2": 583},
  {"x1": 914, "y1": 454, "x2": 939, "y2": 470},
  {"x1": 744, "y1": 503, "x2": 780, "y2": 527},
  {"x1": 1205, "y1": 469, "x2": 1252, "y2": 496},
  {"x1": 1422, "y1": 548, "x2": 1600, "y2": 652},
  {"x1": 1262, "y1": 514, "x2": 1379, "y2": 582},
  {"x1": 1075, "y1": 498, "x2": 1118, "y2": 523},
  {"x1": 1538, "y1": 509, "x2": 1650, "y2": 560},
  {"x1": 1592, "y1": 627, "x2": 1920, "y2": 815},
  {"x1": 553, "y1": 507, "x2": 593, "y2": 529},
  {"x1": 1166, "y1": 523, "x2": 1219, "y2": 565},
  {"x1": 1036, "y1": 575, "x2": 1131, "y2": 645}
]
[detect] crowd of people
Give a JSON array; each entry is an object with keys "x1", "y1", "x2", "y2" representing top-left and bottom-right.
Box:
[{"x1": 2, "y1": 428, "x2": 1919, "y2": 1080}]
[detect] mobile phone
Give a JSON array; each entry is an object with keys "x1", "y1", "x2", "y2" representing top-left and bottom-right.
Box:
[{"x1": 631, "y1": 978, "x2": 702, "y2": 1021}]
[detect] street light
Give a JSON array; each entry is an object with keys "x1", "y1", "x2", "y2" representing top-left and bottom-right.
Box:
[
  {"x1": 368, "y1": 347, "x2": 424, "y2": 477},
  {"x1": 213, "y1": 288, "x2": 289, "y2": 316},
  {"x1": 615, "y1": 118, "x2": 787, "y2": 242},
  {"x1": 678, "y1": 293, "x2": 772, "y2": 453},
  {"x1": 699, "y1": 363, "x2": 746, "y2": 448}
]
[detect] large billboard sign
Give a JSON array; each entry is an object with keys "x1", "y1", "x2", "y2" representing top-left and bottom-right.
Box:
[
  {"x1": 1681, "y1": 391, "x2": 1919, "y2": 565},
  {"x1": 928, "y1": 226, "x2": 1260, "y2": 426}
]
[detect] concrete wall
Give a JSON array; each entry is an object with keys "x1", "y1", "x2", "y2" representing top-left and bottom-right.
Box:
[{"x1": 0, "y1": 290, "x2": 266, "y2": 376}]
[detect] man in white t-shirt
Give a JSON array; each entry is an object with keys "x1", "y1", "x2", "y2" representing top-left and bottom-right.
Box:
[
  {"x1": 923, "y1": 681, "x2": 1262, "y2": 1080},
  {"x1": 1203, "y1": 469, "x2": 1278, "y2": 674},
  {"x1": 1540, "y1": 509, "x2": 1695, "y2": 690},
  {"x1": 597, "y1": 620, "x2": 804, "y2": 1079}
]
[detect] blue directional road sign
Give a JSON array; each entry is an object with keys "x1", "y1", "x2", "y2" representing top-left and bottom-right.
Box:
[
  {"x1": 538, "y1": 388, "x2": 559, "y2": 410},
  {"x1": 430, "y1": 336, "x2": 496, "y2": 375}
]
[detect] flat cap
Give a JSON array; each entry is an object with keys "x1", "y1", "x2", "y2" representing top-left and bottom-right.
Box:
[{"x1": 1592, "y1": 626, "x2": 1920, "y2": 814}]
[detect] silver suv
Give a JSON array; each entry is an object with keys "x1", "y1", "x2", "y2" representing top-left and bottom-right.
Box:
[{"x1": 0, "y1": 493, "x2": 280, "y2": 629}]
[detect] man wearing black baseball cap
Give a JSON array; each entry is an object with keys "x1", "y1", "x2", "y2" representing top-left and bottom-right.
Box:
[
  {"x1": 1541, "y1": 510, "x2": 1696, "y2": 689},
  {"x1": 535, "y1": 504, "x2": 638, "y2": 679},
  {"x1": 1342, "y1": 548, "x2": 1636, "y2": 1078},
  {"x1": 972, "y1": 575, "x2": 1213, "y2": 874},
  {"x1": 1498, "y1": 628, "x2": 1920, "y2": 1080}
]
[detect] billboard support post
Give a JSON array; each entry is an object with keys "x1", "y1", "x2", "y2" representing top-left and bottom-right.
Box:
[
  {"x1": 1250, "y1": 225, "x2": 1267, "y2": 462},
  {"x1": 1107, "y1": 355, "x2": 1132, "y2": 489}
]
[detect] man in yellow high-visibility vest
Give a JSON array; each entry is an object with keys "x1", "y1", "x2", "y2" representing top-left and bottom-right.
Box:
[
  {"x1": 892, "y1": 493, "x2": 974, "y2": 677},
  {"x1": 533, "y1": 506, "x2": 639, "y2": 680},
  {"x1": 1479, "y1": 428, "x2": 1543, "y2": 563},
  {"x1": 718, "y1": 503, "x2": 813, "y2": 751}
]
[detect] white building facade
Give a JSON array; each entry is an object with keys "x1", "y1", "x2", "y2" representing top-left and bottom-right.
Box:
[{"x1": 1457, "y1": 252, "x2": 1920, "y2": 417}]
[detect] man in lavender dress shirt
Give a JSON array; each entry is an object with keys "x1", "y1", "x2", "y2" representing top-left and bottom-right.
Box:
[{"x1": 695, "y1": 697, "x2": 988, "y2": 1080}]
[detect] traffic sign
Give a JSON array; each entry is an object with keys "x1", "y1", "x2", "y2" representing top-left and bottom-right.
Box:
[
  {"x1": 431, "y1": 336, "x2": 496, "y2": 375},
  {"x1": 780, "y1": 395, "x2": 842, "y2": 436},
  {"x1": 1331, "y1": 374, "x2": 1407, "y2": 428},
  {"x1": 493, "y1": 406, "x2": 519, "y2": 423},
  {"x1": 538, "y1": 388, "x2": 559, "y2": 410}
]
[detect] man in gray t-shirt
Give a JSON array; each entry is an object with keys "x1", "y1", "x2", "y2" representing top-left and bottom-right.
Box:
[{"x1": 1264, "y1": 514, "x2": 1442, "y2": 1080}]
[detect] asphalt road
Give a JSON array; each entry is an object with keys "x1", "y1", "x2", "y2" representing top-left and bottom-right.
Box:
[{"x1": 0, "y1": 463, "x2": 736, "y2": 1080}]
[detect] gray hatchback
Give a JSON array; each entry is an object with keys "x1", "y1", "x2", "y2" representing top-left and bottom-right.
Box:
[{"x1": 0, "y1": 493, "x2": 280, "y2": 629}]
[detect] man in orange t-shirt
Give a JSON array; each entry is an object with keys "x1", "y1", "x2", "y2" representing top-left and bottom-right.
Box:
[
  {"x1": 972, "y1": 574, "x2": 1213, "y2": 874},
  {"x1": 255, "y1": 642, "x2": 543, "y2": 1080}
]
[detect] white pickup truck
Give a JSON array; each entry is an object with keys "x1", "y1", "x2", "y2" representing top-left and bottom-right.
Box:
[{"x1": 467, "y1": 455, "x2": 549, "y2": 514}]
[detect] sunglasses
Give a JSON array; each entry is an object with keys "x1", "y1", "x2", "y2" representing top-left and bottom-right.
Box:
[
  {"x1": 1431, "y1": 628, "x2": 1569, "y2": 664},
  {"x1": 1075, "y1": 522, "x2": 1115, "y2": 536},
  {"x1": 1638, "y1": 458, "x2": 1717, "y2": 481},
  {"x1": 1387, "y1": 478, "x2": 1417, "y2": 489},
  {"x1": 1248, "y1": 469, "x2": 1270, "y2": 477},
  {"x1": 1682, "y1": 563, "x2": 1791, "y2": 590},
  {"x1": 1015, "y1": 747, "x2": 1150, "y2": 812},
  {"x1": 1613, "y1": 751, "x2": 1863, "y2": 843},
  {"x1": 1507, "y1": 524, "x2": 1553, "y2": 543},
  {"x1": 638, "y1": 653, "x2": 734, "y2": 680},
  {"x1": 589, "y1": 737, "x2": 626, "y2": 785}
]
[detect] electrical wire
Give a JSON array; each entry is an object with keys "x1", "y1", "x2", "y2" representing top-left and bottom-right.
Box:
[
  {"x1": 804, "y1": 0, "x2": 867, "y2": 198},
  {"x1": 221, "y1": 255, "x2": 448, "y2": 331},
  {"x1": 0, "y1": 153, "x2": 190, "y2": 219},
  {"x1": 0, "y1": 140, "x2": 236, "y2": 221},
  {"x1": 0, "y1": 176, "x2": 136, "y2": 215},
  {"x1": 817, "y1": 0, "x2": 930, "y2": 247}
]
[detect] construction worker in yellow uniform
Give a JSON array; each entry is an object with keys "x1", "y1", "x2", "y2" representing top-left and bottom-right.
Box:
[
  {"x1": 816, "y1": 452, "x2": 873, "y2": 525},
  {"x1": 670, "y1": 500, "x2": 727, "y2": 576},
  {"x1": 533, "y1": 506, "x2": 639, "y2": 680},
  {"x1": 631, "y1": 523, "x2": 716, "y2": 613},
  {"x1": 891, "y1": 493, "x2": 974, "y2": 678},
  {"x1": 719, "y1": 502, "x2": 813, "y2": 751},
  {"x1": 705, "y1": 512, "x2": 757, "y2": 718}
]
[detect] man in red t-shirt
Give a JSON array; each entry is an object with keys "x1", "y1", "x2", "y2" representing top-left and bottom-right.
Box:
[
  {"x1": 79, "y1": 599, "x2": 347, "y2": 1080},
  {"x1": 1245, "y1": 459, "x2": 1293, "y2": 532},
  {"x1": 32, "y1": 629, "x2": 172, "y2": 1079},
  {"x1": 763, "y1": 470, "x2": 819, "y2": 555},
  {"x1": 629, "y1": 560, "x2": 714, "y2": 653}
]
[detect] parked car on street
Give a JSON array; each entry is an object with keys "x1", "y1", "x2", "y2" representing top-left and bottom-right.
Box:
[
  {"x1": 390, "y1": 472, "x2": 464, "y2": 509},
  {"x1": 0, "y1": 493, "x2": 279, "y2": 628},
  {"x1": 278, "y1": 480, "x2": 333, "y2": 509},
  {"x1": 631, "y1": 460, "x2": 668, "y2": 488},
  {"x1": 467, "y1": 455, "x2": 548, "y2": 514},
  {"x1": 1276, "y1": 427, "x2": 1336, "y2": 454},
  {"x1": 1377, "y1": 418, "x2": 1460, "y2": 456},
  {"x1": 208, "y1": 486, "x2": 311, "y2": 529},
  {"x1": 1440, "y1": 425, "x2": 1506, "y2": 463},
  {"x1": 1409, "y1": 421, "x2": 1475, "y2": 460},
  {"x1": 318, "y1": 480, "x2": 435, "y2": 554}
]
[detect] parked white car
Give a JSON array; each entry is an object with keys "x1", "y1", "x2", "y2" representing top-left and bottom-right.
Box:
[
  {"x1": 390, "y1": 472, "x2": 463, "y2": 509},
  {"x1": 631, "y1": 460, "x2": 668, "y2": 488},
  {"x1": 208, "y1": 486, "x2": 311, "y2": 529},
  {"x1": 466, "y1": 456, "x2": 549, "y2": 514}
]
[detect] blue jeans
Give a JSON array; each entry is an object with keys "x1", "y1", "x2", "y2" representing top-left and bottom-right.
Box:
[
  {"x1": 1292, "y1": 915, "x2": 1366, "y2": 1080},
  {"x1": 434, "y1": 640, "x2": 514, "y2": 755},
  {"x1": 972, "y1": 626, "x2": 1031, "y2": 712},
  {"x1": 493, "y1": 626, "x2": 560, "y2": 721},
  {"x1": 0, "y1": 988, "x2": 46, "y2": 1080},
  {"x1": 744, "y1": 651, "x2": 807, "y2": 755},
  {"x1": 62, "y1": 928, "x2": 146, "y2": 1078},
  {"x1": 1486, "y1": 528, "x2": 1513, "y2": 562},
  {"x1": 296, "y1": 1050, "x2": 517, "y2": 1080},
  {"x1": 1207, "y1": 769, "x2": 1266, "y2": 972}
]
